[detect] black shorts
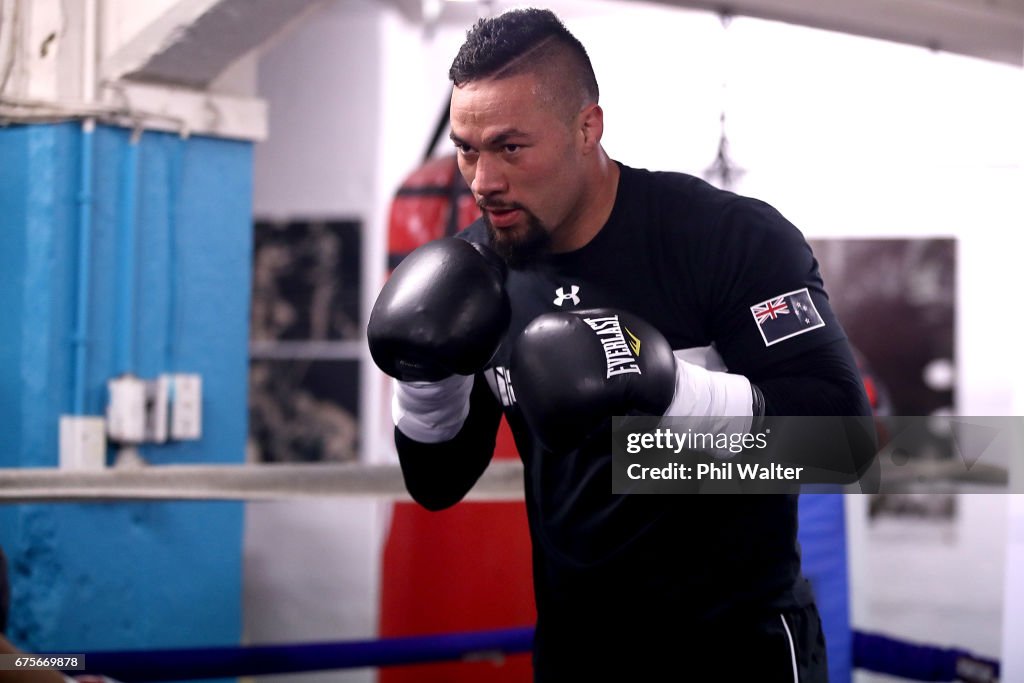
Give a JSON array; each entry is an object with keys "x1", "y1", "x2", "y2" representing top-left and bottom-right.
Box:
[{"x1": 534, "y1": 602, "x2": 829, "y2": 682}]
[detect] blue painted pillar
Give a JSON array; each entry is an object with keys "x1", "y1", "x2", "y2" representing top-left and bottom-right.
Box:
[
  {"x1": 0, "y1": 122, "x2": 251, "y2": 671},
  {"x1": 799, "y1": 494, "x2": 853, "y2": 683}
]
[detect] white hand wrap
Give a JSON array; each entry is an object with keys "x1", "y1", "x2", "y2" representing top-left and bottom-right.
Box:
[
  {"x1": 392, "y1": 374, "x2": 474, "y2": 443},
  {"x1": 664, "y1": 356, "x2": 754, "y2": 435}
]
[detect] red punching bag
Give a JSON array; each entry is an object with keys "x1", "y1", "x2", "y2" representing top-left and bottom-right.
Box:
[
  {"x1": 379, "y1": 155, "x2": 535, "y2": 683},
  {"x1": 387, "y1": 154, "x2": 479, "y2": 259}
]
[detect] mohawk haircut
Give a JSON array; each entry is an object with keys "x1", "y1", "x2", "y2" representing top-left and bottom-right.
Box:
[{"x1": 449, "y1": 8, "x2": 599, "y2": 114}]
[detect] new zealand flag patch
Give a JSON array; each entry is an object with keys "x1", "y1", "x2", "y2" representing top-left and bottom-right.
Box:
[{"x1": 750, "y1": 288, "x2": 825, "y2": 347}]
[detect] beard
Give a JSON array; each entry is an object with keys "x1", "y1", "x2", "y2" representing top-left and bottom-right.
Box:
[{"x1": 483, "y1": 205, "x2": 552, "y2": 269}]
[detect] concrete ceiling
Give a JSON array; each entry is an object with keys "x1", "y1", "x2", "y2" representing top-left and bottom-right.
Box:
[
  {"x1": 105, "y1": 0, "x2": 1024, "y2": 90},
  {"x1": 648, "y1": 0, "x2": 1024, "y2": 67},
  {"x1": 103, "y1": 0, "x2": 326, "y2": 88}
]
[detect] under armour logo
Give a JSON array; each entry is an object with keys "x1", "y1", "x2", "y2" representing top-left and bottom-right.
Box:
[{"x1": 553, "y1": 285, "x2": 580, "y2": 306}]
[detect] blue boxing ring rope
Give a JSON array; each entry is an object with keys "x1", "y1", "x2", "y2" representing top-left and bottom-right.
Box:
[
  {"x1": 69, "y1": 627, "x2": 999, "y2": 682},
  {"x1": 854, "y1": 631, "x2": 1000, "y2": 682},
  {"x1": 76, "y1": 626, "x2": 535, "y2": 681}
]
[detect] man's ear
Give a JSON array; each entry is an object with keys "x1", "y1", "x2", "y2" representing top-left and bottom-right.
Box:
[{"x1": 579, "y1": 103, "x2": 604, "y2": 152}]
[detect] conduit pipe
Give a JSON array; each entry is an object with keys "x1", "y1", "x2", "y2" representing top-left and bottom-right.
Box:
[
  {"x1": 114, "y1": 128, "x2": 141, "y2": 375},
  {"x1": 71, "y1": 0, "x2": 98, "y2": 414}
]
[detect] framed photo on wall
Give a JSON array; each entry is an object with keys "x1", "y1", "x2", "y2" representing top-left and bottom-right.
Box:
[{"x1": 248, "y1": 219, "x2": 362, "y2": 463}]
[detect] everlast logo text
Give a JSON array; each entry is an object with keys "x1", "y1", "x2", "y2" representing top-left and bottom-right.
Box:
[{"x1": 583, "y1": 315, "x2": 642, "y2": 378}]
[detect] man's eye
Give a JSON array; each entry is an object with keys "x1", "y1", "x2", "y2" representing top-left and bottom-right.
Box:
[{"x1": 504, "y1": 144, "x2": 521, "y2": 153}]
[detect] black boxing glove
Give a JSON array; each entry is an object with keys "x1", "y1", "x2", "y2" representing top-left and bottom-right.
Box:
[
  {"x1": 510, "y1": 308, "x2": 677, "y2": 452},
  {"x1": 368, "y1": 237, "x2": 510, "y2": 382}
]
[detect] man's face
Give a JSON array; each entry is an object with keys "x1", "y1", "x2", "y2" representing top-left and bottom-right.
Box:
[{"x1": 450, "y1": 73, "x2": 585, "y2": 265}]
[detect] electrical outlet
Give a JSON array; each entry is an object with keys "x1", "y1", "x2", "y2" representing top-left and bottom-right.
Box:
[
  {"x1": 170, "y1": 373, "x2": 202, "y2": 440},
  {"x1": 59, "y1": 415, "x2": 107, "y2": 470}
]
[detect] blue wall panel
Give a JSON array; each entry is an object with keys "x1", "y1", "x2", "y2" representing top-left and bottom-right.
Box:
[
  {"x1": 0, "y1": 126, "x2": 30, "y2": 460},
  {"x1": 0, "y1": 123, "x2": 251, "y2": 671}
]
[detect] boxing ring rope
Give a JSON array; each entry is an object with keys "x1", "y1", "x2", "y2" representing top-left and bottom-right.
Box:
[
  {"x1": 854, "y1": 631, "x2": 1000, "y2": 682},
  {"x1": 0, "y1": 461, "x2": 525, "y2": 503},
  {"x1": 53, "y1": 628, "x2": 999, "y2": 682},
  {"x1": 0, "y1": 459, "x2": 1006, "y2": 503},
  {"x1": 74, "y1": 627, "x2": 536, "y2": 682}
]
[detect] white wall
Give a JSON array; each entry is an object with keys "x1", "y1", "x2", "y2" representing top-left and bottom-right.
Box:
[
  {"x1": 247, "y1": 3, "x2": 388, "y2": 681},
  {"x1": 100, "y1": 0, "x2": 181, "y2": 58},
  {"x1": 245, "y1": 5, "x2": 479, "y2": 680},
  {"x1": 248, "y1": 1, "x2": 1023, "y2": 679},
  {"x1": 1004, "y1": 493, "x2": 1024, "y2": 682}
]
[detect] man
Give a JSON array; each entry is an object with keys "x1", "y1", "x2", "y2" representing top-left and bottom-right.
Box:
[{"x1": 369, "y1": 8, "x2": 871, "y2": 681}]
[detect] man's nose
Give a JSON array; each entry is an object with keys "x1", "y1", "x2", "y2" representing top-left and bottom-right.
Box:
[{"x1": 471, "y1": 154, "x2": 507, "y2": 198}]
